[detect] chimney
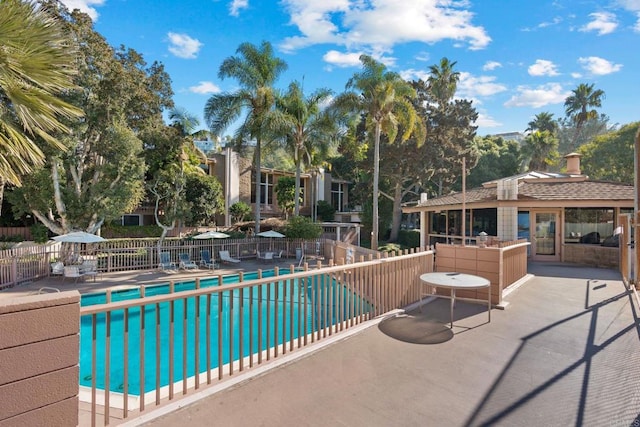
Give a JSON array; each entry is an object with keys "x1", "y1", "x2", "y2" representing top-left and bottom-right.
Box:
[{"x1": 564, "y1": 152, "x2": 581, "y2": 175}]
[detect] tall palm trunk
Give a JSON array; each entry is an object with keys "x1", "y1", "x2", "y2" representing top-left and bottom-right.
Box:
[
  {"x1": 389, "y1": 182, "x2": 403, "y2": 242},
  {"x1": 372, "y1": 121, "x2": 381, "y2": 250},
  {"x1": 294, "y1": 144, "x2": 301, "y2": 215},
  {"x1": 254, "y1": 138, "x2": 262, "y2": 234}
]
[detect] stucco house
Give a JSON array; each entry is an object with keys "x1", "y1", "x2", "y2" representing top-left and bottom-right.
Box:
[
  {"x1": 123, "y1": 147, "x2": 359, "y2": 227},
  {"x1": 402, "y1": 153, "x2": 634, "y2": 265}
]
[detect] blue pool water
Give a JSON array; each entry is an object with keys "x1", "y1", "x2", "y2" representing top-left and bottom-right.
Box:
[{"x1": 80, "y1": 270, "x2": 369, "y2": 395}]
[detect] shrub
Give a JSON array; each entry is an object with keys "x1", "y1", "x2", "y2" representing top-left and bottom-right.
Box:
[
  {"x1": 284, "y1": 216, "x2": 322, "y2": 239},
  {"x1": 30, "y1": 223, "x2": 49, "y2": 243},
  {"x1": 229, "y1": 202, "x2": 252, "y2": 223},
  {"x1": 398, "y1": 229, "x2": 420, "y2": 249},
  {"x1": 316, "y1": 200, "x2": 335, "y2": 222}
]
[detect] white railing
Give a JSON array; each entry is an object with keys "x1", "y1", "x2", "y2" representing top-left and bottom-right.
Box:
[{"x1": 79, "y1": 248, "x2": 435, "y2": 425}]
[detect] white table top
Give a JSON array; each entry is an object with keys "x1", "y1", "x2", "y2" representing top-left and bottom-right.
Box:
[{"x1": 419, "y1": 272, "x2": 490, "y2": 289}]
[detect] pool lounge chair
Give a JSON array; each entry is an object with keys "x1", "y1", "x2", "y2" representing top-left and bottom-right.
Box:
[
  {"x1": 219, "y1": 250, "x2": 241, "y2": 264},
  {"x1": 200, "y1": 250, "x2": 217, "y2": 269},
  {"x1": 159, "y1": 252, "x2": 177, "y2": 270},
  {"x1": 179, "y1": 253, "x2": 199, "y2": 270},
  {"x1": 273, "y1": 250, "x2": 284, "y2": 259}
]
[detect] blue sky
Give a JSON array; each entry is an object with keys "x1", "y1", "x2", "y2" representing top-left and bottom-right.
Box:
[{"x1": 62, "y1": 0, "x2": 640, "y2": 136}]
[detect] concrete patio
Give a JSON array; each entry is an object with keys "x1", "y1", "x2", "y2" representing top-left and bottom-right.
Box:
[
  {"x1": 130, "y1": 262, "x2": 640, "y2": 427},
  {"x1": 4, "y1": 261, "x2": 639, "y2": 426}
]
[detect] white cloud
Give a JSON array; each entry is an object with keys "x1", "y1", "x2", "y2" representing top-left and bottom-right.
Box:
[
  {"x1": 167, "y1": 32, "x2": 203, "y2": 59},
  {"x1": 229, "y1": 0, "x2": 249, "y2": 17},
  {"x1": 323, "y1": 50, "x2": 363, "y2": 67},
  {"x1": 578, "y1": 56, "x2": 623, "y2": 75},
  {"x1": 504, "y1": 83, "x2": 570, "y2": 108},
  {"x1": 59, "y1": 0, "x2": 105, "y2": 21},
  {"x1": 483, "y1": 61, "x2": 502, "y2": 71},
  {"x1": 571, "y1": 72, "x2": 583, "y2": 78},
  {"x1": 580, "y1": 12, "x2": 618, "y2": 35},
  {"x1": 279, "y1": 0, "x2": 490, "y2": 53},
  {"x1": 400, "y1": 68, "x2": 431, "y2": 82},
  {"x1": 528, "y1": 59, "x2": 560, "y2": 76},
  {"x1": 475, "y1": 112, "x2": 502, "y2": 128},
  {"x1": 415, "y1": 51, "x2": 430, "y2": 62},
  {"x1": 189, "y1": 81, "x2": 221, "y2": 94},
  {"x1": 457, "y1": 73, "x2": 507, "y2": 98}
]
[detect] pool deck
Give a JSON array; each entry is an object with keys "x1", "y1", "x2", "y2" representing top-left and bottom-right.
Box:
[
  {"x1": 4, "y1": 262, "x2": 640, "y2": 426},
  {"x1": 135, "y1": 262, "x2": 640, "y2": 427},
  {"x1": 0, "y1": 256, "x2": 308, "y2": 300}
]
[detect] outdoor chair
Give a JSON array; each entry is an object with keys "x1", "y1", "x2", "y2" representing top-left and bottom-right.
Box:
[
  {"x1": 62, "y1": 265, "x2": 83, "y2": 283},
  {"x1": 159, "y1": 252, "x2": 177, "y2": 270},
  {"x1": 179, "y1": 253, "x2": 199, "y2": 270},
  {"x1": 199, "y1": 250, "x2": 217, "y2": 269},
  {"x1": 219, "y1": 250, "x2": 241, "y2": 264},
  {"x1": 273, "y1": 250, "x2": 284, "y2": 259},
  {"x1": 257, "y1": 251, "x2": 273, "y2": 263}
]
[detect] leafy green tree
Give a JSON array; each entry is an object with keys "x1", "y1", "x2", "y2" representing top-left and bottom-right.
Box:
[
  {"x1": 229, "y1": 201, "x2": 252, "y2": 223},
  {"x1": 185, "y1": 174, "x2": 224, "y2": 225},
  {"x1": 526, "y1": 112, "x2": 558, "y2": 135},
  {"x1": 284, "y1": 216, "x2": 322, "y2": 239},
  {"x1": 335, "y1": 55, "x2": 422, "y2": 250},
  {"x1": 557, "y1": 114, "x2": 611, "y2": 155},
  {"x1": 274, "y1": 176, "x2": 297, "y2": 219},
  {"x1": 204, "y1": 41, "x2": 287, "y2": 234},
  {"x1": 466, "y1": 136, "x2": 522, "y2": 188},
  {"x1": 564, "y1": 83, "x2": 605, "y2": 152},
  {"x1": 274, "y1": 81, "x2": 336, "y2": 215},
  {"x1": 9, "y1": 5, "x2": 172, "y2": 235},
  {"x1": 578, "y1": 121, "x2": 638, "y2": 184},
  {"x1": 0, "y1": 0, "x2": 83, "y2": 213}
]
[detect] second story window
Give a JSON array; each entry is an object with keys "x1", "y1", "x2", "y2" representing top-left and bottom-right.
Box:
[
  {"x1": 251, "y1": 173, "x2": 274, "y2": 205},
  {"x1": 331, "y1": 182, "x2": 344, "y2": 211}
]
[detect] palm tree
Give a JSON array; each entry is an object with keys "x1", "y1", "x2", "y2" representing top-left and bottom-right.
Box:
[
  {"x1": 427, "y1": 57, "x2": 460, "y2": 105},
  {"x1": 335, "y1": 55, "x2": 421, "y2": 250},
  {"x1": 274, "y1": 81, "x2": 336, "y2": 215},
  {"x1": 0, "y1": 0, "x2": 82, "y2": 211},
  {"x1": 169, "y1": 107, "x2": 207, "y2": 172},
  {"x1": 564, "y1": 83, "x2": 605, "y2": 151},
  {"x1": 204, "y1": 41, "x2": 287, "y2": 234},
  {"x1": 525, "y1": 112, "x2": 558, "y2": 135}
]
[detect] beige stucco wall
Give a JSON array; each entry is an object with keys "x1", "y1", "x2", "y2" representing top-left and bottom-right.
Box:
[{"x1": 0, "y1": 291, "x2": 80, "y2": 427}]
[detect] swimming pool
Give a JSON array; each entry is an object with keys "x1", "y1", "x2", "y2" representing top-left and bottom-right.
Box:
[{"x1": 79, "y1": 269, "x2": 370, "y2": 395}]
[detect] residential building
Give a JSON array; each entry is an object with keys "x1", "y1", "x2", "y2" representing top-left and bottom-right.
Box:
[{"x1": 402, "y1": 153, "x2": 634, "y2": 264}]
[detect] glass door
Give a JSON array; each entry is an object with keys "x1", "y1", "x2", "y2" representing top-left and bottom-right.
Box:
[{"x1": 533, "y1": 211, "x2": 559, "y2": 261}]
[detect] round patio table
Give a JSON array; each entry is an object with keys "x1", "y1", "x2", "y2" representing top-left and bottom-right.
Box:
[{"x1": 419, "y1": 272, "x2": 491, "y2": 328}]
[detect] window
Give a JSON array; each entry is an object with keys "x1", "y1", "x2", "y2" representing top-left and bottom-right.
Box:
[
  {"x1": 564, "y1": 208, "x2": 614, "y2": 243},
  {"x1": 472, "y1": 209, "x2": 497, "y2": 236},
  {"x1": 331, "y1": 182, "x2": 344, "y2": 211},
  {"x1": 121, "y1": 215, "x2": 141, "y2": 226},
  {"x1": 251, "y1": 173, "x2": 274, "y2": 205}
]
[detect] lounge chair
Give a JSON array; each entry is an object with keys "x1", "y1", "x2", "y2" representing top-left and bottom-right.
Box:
[
  {"x1": 273, "y1": 250, "x2": 284, "y2": 259},
  {"x1": 219, "y1": 250, "x2": 240, "y2": 264},
  {"x1": 179, "y1": 253, "x2": 199, "y2": 270},
  {"x1": 200, "y1": 250, "x2": 217, "y2": 269},
  {"x1": 159, "y1": 252, "x2": 177, "y2": 270},
  {"x1": 257, "y1": 251, "x2": 273, "y2": 263}
]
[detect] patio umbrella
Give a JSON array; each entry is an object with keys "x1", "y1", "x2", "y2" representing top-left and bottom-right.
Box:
[
  {"x1": 52, "y1": 231, "x2": 106, "y2": 243},
  {"x1": 256, "y1": 230, "x2": 285, "y2": 238},
  {"x1": 193, "y1": 231, "x2": 230, "y2": 239},
  {"x1": 257, "y1": 230, "x2": 285, "y2": 252}
]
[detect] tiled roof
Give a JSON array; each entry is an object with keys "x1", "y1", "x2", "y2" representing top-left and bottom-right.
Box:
[{"x1": 413, "y1": 179, "x2": 634, "y2": 208}]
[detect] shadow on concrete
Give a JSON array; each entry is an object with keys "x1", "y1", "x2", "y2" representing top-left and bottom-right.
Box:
[
  {"x1": 378, "y1": 313, "x2": 454, "y2": 345},
  {"x1": 465, "y1": 274, "x2": 640, "y2": 427}
]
